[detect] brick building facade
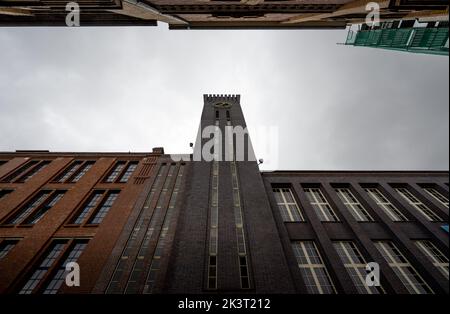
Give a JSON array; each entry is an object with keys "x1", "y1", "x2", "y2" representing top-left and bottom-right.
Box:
[{"x1": 0, "y1": 94, "x2": 448, "y2": 294}]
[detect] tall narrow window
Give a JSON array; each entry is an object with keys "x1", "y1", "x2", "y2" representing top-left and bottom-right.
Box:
[
  {"x1": 292, "y1": 241, "x2": 336, "y2": 294},
  {"x1": 365, "y1": 187, "x2": 408, "y2": 221},
  {"x1": 104, "y1": 161, "x2": 138, "y2": 183},
  {"x1": 54, "y1": 160, "x2": 94, "y2": 183},
  {"x1": 208, "y1": 161, "x2": 219, "y2": 289},
  {"x1": 304, "y1": 188, "x2": 339, "y2": 222},
  {"x1": 335, "y1": 188, "x2": 374, "y2": 222},
  {"x1": 395, "y1": 188, "x2": 443, "y2": 222},
  {"x1": 0, "y1": 189, "x2": 13, "y2": 200},
  {"x1": 207, "y1": 117, "x2": 221, "y2": 290},
  {"x1": 415, "y1": 240, "x2": 449, "y2": 279},
  {"x1": 106, "y1": 164, "x2": 166, "y2": 294},
  {"x1": 374, "y1": 241, "x2": 433, "y2": 294},
  {"x1": 23, "y1": 191, "x2": 66, "y2": 225},
  {"x1": 19, "y1": 241, "x2": 68, "y2": 294},
  {"x1": 70, "y1": 190, "x2": 119, "y2": 225},
  {"x1": 19, "y1": 239, "x2": 88, "y2": 294},
  {"x1": 88, "y1": 192, "x2": 120, "y2": 224},
  {"x1": 0, "y1": 239, "x2": 19, "y2": 260},
  {"x1": 333, "y1": 241, "x2": 384, "y2": 294},
  {"x1": 231, "y1": 162, "x2": 251, "y2": 289},
  {"x1": 70, "y1": 161, "x2": 94, "y2": 183},
  {"x1": 143, "y1": 164, "x2": 185, "y2": 294},
  {"x1": 119, "y1": 162, "x2": 138, "y2": 183},
  {"x1": 124, "y1": 164, "x2": 175, "y2": 294},
  {"x1": 15, "y1": 161, "x2": 51, "y2": 183},
  {"x1": 42, "y1": 240, "x2": 88, "y2": 294},
  {"x1": 105, "y1": 162, "x2": 126, "y2": 183},
  {"x1": 272, "y1": 188, "x2": 305, "y2": 222},
  {"x1": 3, "y1": 190, "x2": 65, "y2": 225},
  {"x1": 71, "y1": 191, "x2": 104, "y2": 225},
  {"x1": 423, "y1": 187, "x2": 449, "y2": 208},
  {"x1": 54, "y1": 161, "x2": 83, "y2": 183},
  {"x1": 0, "y1": 160, "x2": 39, "y2": 182}
]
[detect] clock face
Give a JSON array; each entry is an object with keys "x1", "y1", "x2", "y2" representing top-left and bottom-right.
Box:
[{"x1": 214, "y1": 102, "x2": 232, "y2": 109}]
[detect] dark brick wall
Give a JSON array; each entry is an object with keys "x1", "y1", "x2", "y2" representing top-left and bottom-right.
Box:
[{"x1": 262, "y1": 171, "x2": 449, "y2": 294}]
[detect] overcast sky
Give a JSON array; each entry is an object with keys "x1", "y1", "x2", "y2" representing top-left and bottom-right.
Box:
[{"x1": 0, "y1": 25, "x2": 448, "y2": 171}]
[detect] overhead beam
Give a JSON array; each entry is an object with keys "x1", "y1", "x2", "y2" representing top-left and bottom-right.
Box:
[{"x1": 283, "y1": 0, "x2": 389, "y2": 24}]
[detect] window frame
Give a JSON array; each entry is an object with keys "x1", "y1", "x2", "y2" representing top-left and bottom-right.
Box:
[
  {"x1": 272, "y1": 187, "x2": 305, "y2": 222},
  {"x1": 67, "y1": 190, "x2": 120, "y2": 226},
  {"x1": 365, "y1": 187, "x2": 409, "y2": 222},
  {"x1": 374, "y1": 240, "x2": 434, "y2": 294},
  {"x1": 304, "y1": 187, "x2": 340, "y2": 222},
  {"x1": 2, "y1": 190, "x2": 66, "y2": 226},
  {"x1": 394, "y1": 187, "x2": 443, "y2": 222},
  {"x1": 335, "y1": 187, "x2": 375, "y2": 222},
  {"x1": 103, "y1": 160, "x2": 139, "y2": 184},
  {"x1": 292, "y1": 241, "x2": 337, "y2": 294}
]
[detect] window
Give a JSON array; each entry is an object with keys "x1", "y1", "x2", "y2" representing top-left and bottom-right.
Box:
[
  {"x1": 304, "y1": 188, "x2": 339, "y2": 222},
  {"x1": 15, "y1": 161, "x2": 51, "y2": 183},
  {"x1": 0, "y1": 189, "x2": 13, "y2": 200},
  {"x1": 3, "y1": 190, "x2": 65, "y2": 225},
  {"x1": 71, "y1": 190, "x2": 120, "y2": 225},
  {"x1": 0, "y1": 160, "x2": 51, "y2": 183},
  {"x1": 333, "y1": 241, "x2": 384, "y2": 294},
  {"x1": 71, "y1": 162, "x2": 94, "y2": 183},
  {"x1": 208, "y1": 161, "x2": 219, "y2": 289},
  {"x1": 53, "y1": 160, "x2": 94, "y2": 183},
  {"x1": 54, "y1": 161, "x2": 82, "y2": 183},
  {"x1": 89, "y1": 192, "x2": 119, "y2": 224},
  {"x1": 423, "y1": 187, "x2": 449, "y2": 208},
  {"x1": 335, "y1": 188, "x2": 374, "y2": 222},
  {"x1": 415, "y1": 240, "x2": 449, "y2": 279},
  {"x1": 19, "y1": 241, "x2": 67, "y2": 294},
  {"x1": 230, "y1": 162, "x2": 250, "y2": 289},
  {"x1": 105, "y1": 162, "x2": 126, "y2": 182},
  {"x1": 0, "y1": 160, "x2": 38, "y2": 182},
  {"x1": 142, "y1": 164, "x2": 185, "y2": 294},
  {"x1": 292, "y1": 241, "x2": 336, "y2": 294},
  {"x1": 19, "y1": 239, "x2": 88, "y2": 294},
  {"x1": 0, "y1": 239, "x2": 19, "y2": 260},
  {"x1": 395, "y1": 188, "x2": 443, "y2": 222},
  {"x1": 119, "y1": 162, "x2": 138, "y2": 183},
  {"x1": 42, "y1": 240, "x2": 88, "y2": 294},
  {"x1": 104, "y1": 161, "x2": 138, "y2": 183},
  {"x1": 374, "y1": 241, "x2": 433, "y2": 294},
  {"x1": 106, "y1": 164, "x2": 167, "y2": 294},
  {"x1": 272, "y1": 188, "x2": 305, "y2": 222},
  {"x1": 124, "y1": 164, "x2": 176, "y2": 293},
  {"x1": 365, "y1": 188, "x2": 408, "y2": 221},
  {"x1": 23, "y1": 191, "x2": 66, "y2": 225}
]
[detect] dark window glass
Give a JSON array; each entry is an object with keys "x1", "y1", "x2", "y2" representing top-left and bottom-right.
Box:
[
  {"x1": 0, "y1": 239, "x2": 19, "y2": 260},
  {"x1": 71, "y1": 191, "x2": 104, "y2": 225},
  {"x1": 0, "y1": 160, "x2": 39, "y2": 182},
  {"x1": 88, "y1": 192, "x2": 119, "y2": 224}
]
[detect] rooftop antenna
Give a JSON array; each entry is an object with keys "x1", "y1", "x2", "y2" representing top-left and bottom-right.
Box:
[{"x1": 258, "y1": 158, "x2": 264, "y2": 166}]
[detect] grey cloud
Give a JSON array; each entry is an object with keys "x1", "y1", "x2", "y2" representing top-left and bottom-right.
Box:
[{"x1": 0, "y1": 26, "x2": 448, "y2": 171}]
